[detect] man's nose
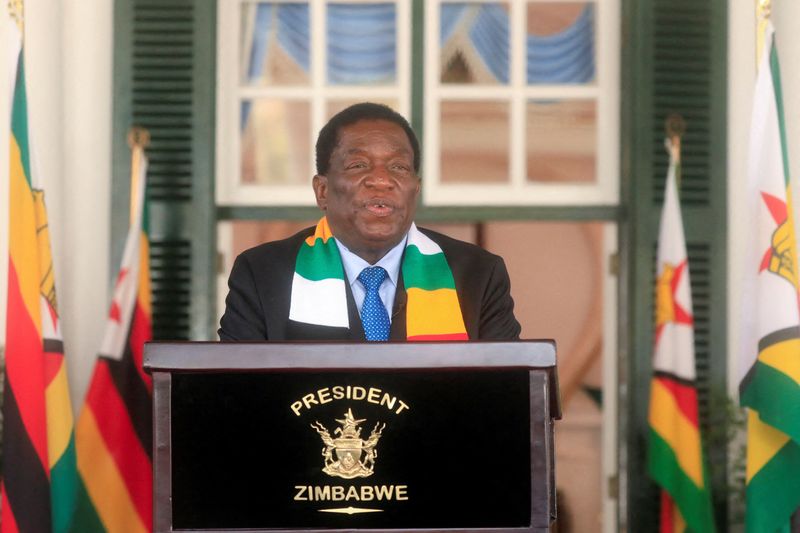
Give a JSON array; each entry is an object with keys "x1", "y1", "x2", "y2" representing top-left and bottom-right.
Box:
[{"x1": 364, "y1": 166, "x2": 394, "y2": 188}]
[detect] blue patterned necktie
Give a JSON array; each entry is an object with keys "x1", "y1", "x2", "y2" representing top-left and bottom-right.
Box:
[{"x1": 358, "y1": 266, "x2": 390, "y2": 341}]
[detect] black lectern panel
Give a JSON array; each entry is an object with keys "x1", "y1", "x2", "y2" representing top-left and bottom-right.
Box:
[
  {"x1": 145, "y1": 341, "x2": 559, "y2": 533},
  {"x1": 171, "y1": 370, "x2": 531, "y2": 530}
]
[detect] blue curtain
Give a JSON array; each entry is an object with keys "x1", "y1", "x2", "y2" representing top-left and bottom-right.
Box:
[
  {"x1": 242, "y1": 4, "x2": 311, "y2": 130},
  {"x1": 327, "y1": 3, "x2": 396, "y2": 85},
  {"x1": 440, "y1": 3, "x2": 595, "y2": 84}
]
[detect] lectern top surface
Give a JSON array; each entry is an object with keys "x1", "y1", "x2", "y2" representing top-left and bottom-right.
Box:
[{"x1": 143, "y1": 339, "x2": 556, "y2": 372}]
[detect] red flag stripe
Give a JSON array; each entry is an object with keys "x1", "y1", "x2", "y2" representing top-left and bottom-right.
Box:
[
  {"x1": 4, "y1": 260, "x2": 48, "y2": 469},
  {"x1": 85, "y1": 360, "x2": 152, "y2": 526},
  {"x1": 1, "y1": 485, "x2": 21, "y2": 533},
  {"x1": 129, "y1": 303, "x2": 153, "y2": 394},
  {"x1": 660, "y1": 491, "x2": 675, "y2": 533},
  {"x1": 655, "y1": 375, "x2": 699, "y2": 426},
  {"x1": 43, "y1": 351, "x2": 64, "y2": 388}
]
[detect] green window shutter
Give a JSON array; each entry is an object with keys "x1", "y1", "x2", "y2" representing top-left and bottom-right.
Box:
[
  {"x1": 112, "y1": 0, "x2": 217, "y2": 340},
  {"x1": 622, "y1": 0, "x2": 727, "y2": 530}
]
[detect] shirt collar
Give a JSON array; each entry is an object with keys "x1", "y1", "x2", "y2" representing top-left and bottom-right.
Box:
[{"x1": 335, "y1": 234, "x2": 407, "y2": 289}]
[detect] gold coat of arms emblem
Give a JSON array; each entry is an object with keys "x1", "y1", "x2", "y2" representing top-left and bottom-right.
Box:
[{"x1": 311, "y1": 409, "x2": 385, "y2": 479}]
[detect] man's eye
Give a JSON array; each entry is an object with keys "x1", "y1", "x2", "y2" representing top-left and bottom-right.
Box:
[{"x1": 347, "y1": 162, "x2": 367, "y2": 169}]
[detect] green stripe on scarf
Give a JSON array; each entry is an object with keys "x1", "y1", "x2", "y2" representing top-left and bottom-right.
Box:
[
  {"x1": 402, "y1": 245, "x2": 456, "y2": 290},
  {"x1": 296, "y1": 238, "x2": 344, "y2": 281}
]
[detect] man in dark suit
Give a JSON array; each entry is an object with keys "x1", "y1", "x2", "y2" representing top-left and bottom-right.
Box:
[{"x1": 219, "y1": 103, "x2": 520, "y2": 341}]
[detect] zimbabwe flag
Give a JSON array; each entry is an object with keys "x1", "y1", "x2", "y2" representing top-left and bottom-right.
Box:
[
  {"x1": 71, "y1": 152, "x2": 153, "y2": 533},
  {"x1": 1, "y1": 4, "x2": 78, "y2": 533},
  {"x1": 647, "y1": 138, "x2": 715, "y2": 533},
  {"x1": 739, "y1": 22, "x2": 800, "y2": 533}
]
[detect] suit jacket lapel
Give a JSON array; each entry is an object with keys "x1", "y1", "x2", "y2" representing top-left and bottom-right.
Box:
[
  {"x1": 389, "y1": 274, "x2": 407, "y2": 340},
  {"x1": 346, "y1": 278, "x2": 366, "y2": 341}
]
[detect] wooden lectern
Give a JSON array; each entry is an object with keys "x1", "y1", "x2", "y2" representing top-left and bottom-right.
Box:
[{"x1": 144, "y1": 341, "x2": 560, "y2": 532}]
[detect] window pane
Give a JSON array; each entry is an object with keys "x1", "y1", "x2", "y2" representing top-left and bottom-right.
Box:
[
  {"x1": 440, "y1": 3, "x2": 510, "y2": 85},
  {"x1": 327, "y1": 3, "x2": 397, "y2": 85},
  {"x1": 527, "y1": 2, "x2": 595, "y2": 84},
  {"x1": 240, "y1": 99, "x2": 311, "y2": 184},
  {"x1": 441, "y1": 101, "x2": 509, "y2": 183},
  {"x1": 240, "y1": 3, "x2": 310, "y2": 86},
  {"x1": 526, "y1": 99, "x2": 596, "y2": 183}
]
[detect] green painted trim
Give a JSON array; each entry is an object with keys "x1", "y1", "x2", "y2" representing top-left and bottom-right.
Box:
[
  {"x1": 622, "y1": 0, "x2": 673, "y2": 529},
  {"x1": 619, "y1": 0, "x2": 652, "y2": 528},
  {"x1": 110, "y1": 0, "x2": 136, "y2": 282},
  {"x1": 706, "y1": 2, "x2": 729, "y2": 528},
  {"x1": 411, "y1": 0, "x2": 424, "y2": 143},
  {"x1": 217, "y1": 205, "x2": 622, "y2": 222},
  {"x1": 190, "y1": 0, "x2": 218, "y2": 340}
]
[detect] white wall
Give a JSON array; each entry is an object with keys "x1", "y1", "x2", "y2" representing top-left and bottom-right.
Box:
[
  {"x1": 774, "y1": 5, "x2": 800, "y2": 303},
  {"x1": 0, "y1": 0, "x2": 113, "y2": 409}
]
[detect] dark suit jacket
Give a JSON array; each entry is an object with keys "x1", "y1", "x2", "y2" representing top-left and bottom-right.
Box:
[{"x1": 218, "y1": 226, "x2": 521, "y2": 341}]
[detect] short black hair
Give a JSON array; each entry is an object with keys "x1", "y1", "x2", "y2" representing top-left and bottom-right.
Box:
[{"x1": 315, "y1": 102, "x2": 421, "y2": 175}]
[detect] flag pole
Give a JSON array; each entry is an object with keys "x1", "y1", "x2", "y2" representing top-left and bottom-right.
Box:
[
  {"x1": 127, "y1": 126, "x2": 150, "y2": 225},
  {"x1": 665, "y1": 113, "x2": 685, "y2": 190},
  {"x1": 756, "y1": 0, "x2": 770, "y2": 66}
]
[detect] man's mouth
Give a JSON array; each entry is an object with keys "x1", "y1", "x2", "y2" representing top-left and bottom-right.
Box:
[{"x1": 364, "y1": 199, "x2": 394, "y2": 216}]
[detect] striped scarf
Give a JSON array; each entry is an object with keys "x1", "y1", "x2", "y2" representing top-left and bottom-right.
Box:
[{"x1": 289, "y1": 217, "x2": 468, "y2": 340}]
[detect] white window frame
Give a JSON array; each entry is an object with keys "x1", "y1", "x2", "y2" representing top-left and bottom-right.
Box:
[
  {"x1": 424, "y1": 0, "x2": 620, "y2": 205},
  {"x1": 216, "y1": 0, "x2": 412, "y2": 205}
]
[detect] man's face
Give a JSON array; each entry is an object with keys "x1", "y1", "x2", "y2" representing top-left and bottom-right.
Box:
[{"x1": 313, "y1": 119, "x2": 420, "y2": 264}]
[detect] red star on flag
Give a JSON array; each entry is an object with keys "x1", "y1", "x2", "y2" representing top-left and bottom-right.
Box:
[
  {"x1": 759, "y1": 191, "x2": 788, "y2": 272},
  {"x1": 655, "y1": 259, "x2": 693, "y2": 344},
  {"x1": 108, "y1": 268, "x2": 129, "y2": 323}
]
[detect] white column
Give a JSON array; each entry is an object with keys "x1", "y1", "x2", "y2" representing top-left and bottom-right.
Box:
[
  {"x1": 726, "y1": 3, "x2": 756, "y2": 396},
  {"x1": 59, "y1": 0, "x2": 113, "y2": 409}
]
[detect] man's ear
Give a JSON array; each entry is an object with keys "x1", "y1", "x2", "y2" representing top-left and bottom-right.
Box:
[{"x1": 312, "y1": 174, "x2": 328, "y2": 210}]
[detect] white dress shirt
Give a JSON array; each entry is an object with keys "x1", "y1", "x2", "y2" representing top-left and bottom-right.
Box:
[{"x1": 335, "y1": 235, "x2": 407, "y2": 322}]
